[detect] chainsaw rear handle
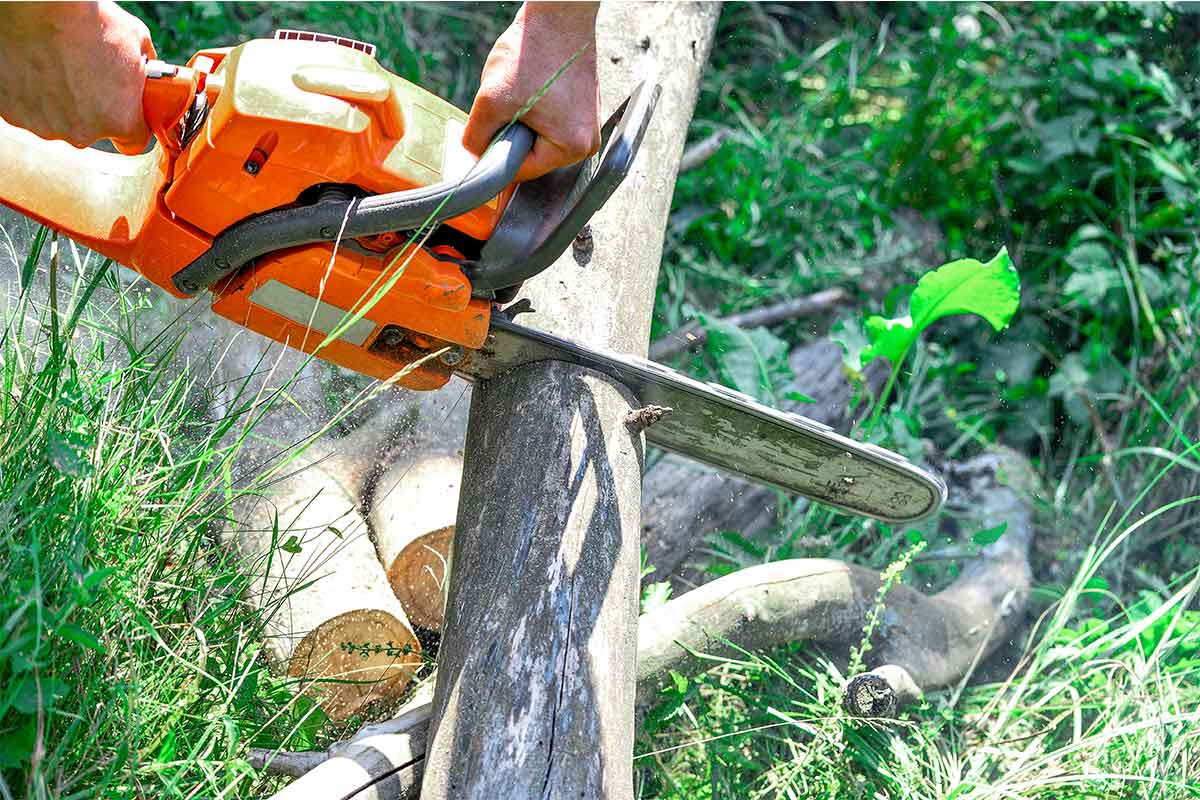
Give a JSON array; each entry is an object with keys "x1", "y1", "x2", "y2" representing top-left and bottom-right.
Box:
[
  {"x1": 170, "y1": 122, "x2": 535, "y2": 294},
  {"x1": 465, "y1": 80, "x2": 662, "y2": 294},
  {"x1": 0, "y1": 60, "x2": 200, "y2": 253}
]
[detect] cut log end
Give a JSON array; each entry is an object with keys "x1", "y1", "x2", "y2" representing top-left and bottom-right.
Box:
[
  {"x1": 369, "y1": 454, "x2": 462, "y2": 634},
  {"x1": 385, "y1": 525, "x2": 453, "y2": 632},
  {"x1": 289, "y1": 609, "x2": 422, "y2": 720},
  {"x1": 843, "y1": 673, "x2": 898, "y2": 718},
  {"x1": 843, "y1": 664, "x2": 923, "y2": 719}
]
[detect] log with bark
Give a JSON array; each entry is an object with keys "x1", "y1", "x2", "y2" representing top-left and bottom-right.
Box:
[
  {"x1": 210, "y1": 328, "x2": 472, "y2": 719},
  {"x1": 638, "y1": 449, "x2": 1037, "y2": 706},
  {"x1": 256, "y1": 447, "x2": 1040, "y2": 796},
  {"x1": 230, "y1": 437, "x2": 423, "y2": 720}
]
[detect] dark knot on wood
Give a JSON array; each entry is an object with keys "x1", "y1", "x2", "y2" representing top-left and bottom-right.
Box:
[
  {"x1": 843, "y1": 672, "x2": 899, "y2": 719},
  {"x1": 625, "y1": 405, "x2": 673, "y2": 434},
  {"x1": 572, "y1": 224, "x2": 594, "y2": 264}
]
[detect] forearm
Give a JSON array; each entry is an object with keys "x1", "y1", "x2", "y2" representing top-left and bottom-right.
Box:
[{"x1": 520, "y1": 2, "x2": 600, "y2": 34}]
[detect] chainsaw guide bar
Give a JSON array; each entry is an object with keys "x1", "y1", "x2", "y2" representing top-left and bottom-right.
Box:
[{"x1": 460, "y1": 318, "x2": 948, "y2": 524}]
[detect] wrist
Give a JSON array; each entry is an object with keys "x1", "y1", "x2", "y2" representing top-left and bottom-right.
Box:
[{"x1": 520, "y1": 2, "x2": 599, "y2": 38}]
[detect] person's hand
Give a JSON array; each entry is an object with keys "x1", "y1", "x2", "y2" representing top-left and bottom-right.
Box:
[
  {"x1": 0, "y1": 1, "x2": 155, "y2": 149},
  {"x1": 464, "y1": 2, "x2": 601, "y2": 183}
]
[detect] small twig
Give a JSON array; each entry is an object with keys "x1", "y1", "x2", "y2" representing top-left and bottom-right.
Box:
[
  {"x1": 649, "y1": 288, "x2": 848, "y2": 361},
  {"x1": 248, "y1": 748, "x2": 330, "y2": 778},
  {"x1": 678, "y1": 130, "x2": 728, "y2": 174},
  {"x1": 626, "y1": 405, "x2": 673, "y2": 434}
]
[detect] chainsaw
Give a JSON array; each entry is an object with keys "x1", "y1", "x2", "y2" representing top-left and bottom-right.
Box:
[{"x1": 0, "y1": 31, "x2": 946, "y2": 523}]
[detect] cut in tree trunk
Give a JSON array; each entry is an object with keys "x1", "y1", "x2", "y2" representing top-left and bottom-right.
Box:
[
  {"x1": 374, "y1": 336, "x2": 876, "y2": 634},
  {"x1": 419, "y1": 5, "x2": 720, "y2": 799},
  {"x1": 262, "y1": 448, "x2": 1038, "y2": 796},
  {"x1": 369, "y1": 454, "x2": 462, "y2": 632}
]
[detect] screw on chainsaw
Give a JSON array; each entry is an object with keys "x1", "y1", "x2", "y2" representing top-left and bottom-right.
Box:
[
  {"x1": 439, "y1": 346, "x2": 464, "y2": 366},
  {"x1": 380, "y1": 328, "x2": 406, "y2": 348}
]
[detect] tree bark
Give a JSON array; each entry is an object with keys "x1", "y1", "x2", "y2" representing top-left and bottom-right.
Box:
[{"x1": 420, "y1": 5, "x2": 720, "y2": 798}]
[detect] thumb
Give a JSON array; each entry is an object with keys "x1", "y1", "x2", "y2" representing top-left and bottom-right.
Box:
[{"x1": 462, "y1": 93, "x2": 508, "y2": 157}]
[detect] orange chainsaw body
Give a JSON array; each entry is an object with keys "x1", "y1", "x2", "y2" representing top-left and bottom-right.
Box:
[{"x1": 0, "y1": 35, "x2": 513, "y2": 389}]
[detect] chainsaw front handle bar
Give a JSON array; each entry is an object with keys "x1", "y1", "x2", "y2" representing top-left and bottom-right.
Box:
[
  {"x1": 466, "y1": 81, "x2": 662, "y2": 294},
  {"x1": 171, "y1": 122, "x2": 535, "y2": 294},
  {"x1": 173, "y1": 81, "x2": 661, "y2": 297}
]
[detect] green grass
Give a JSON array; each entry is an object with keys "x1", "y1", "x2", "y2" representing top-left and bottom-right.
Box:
[
  {"x1": 0, "y1": 229, "x2": 284, "y2": 797},
  {"x1": 639, "y1": 3, "x2": 1200, "y2": 798},
  {"x1": 2, "y1": 1, "x2": 1199, "y2": 797}
]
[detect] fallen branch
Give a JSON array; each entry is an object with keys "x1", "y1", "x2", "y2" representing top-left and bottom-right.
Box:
[
  {"x1": 640, "y1": 448, "x2": 1037, "y2": 705},
  {"x1": 843, "y1": 665, "x2": 922, "y2": 718},
  {"x1": 648, "y1": 288, "x2": 847, "y2": 362},
  {"x1": 261, "y1": 448, "x2": 1037, "y2": 796},
  {"x1": 260, "y1": 682, "x2": 435, "y2": 800},
  {"x1": 678, "y1": 129, "x2": 729, "y2": 174}
]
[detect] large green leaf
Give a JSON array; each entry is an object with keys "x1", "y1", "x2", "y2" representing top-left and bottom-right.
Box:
[
  {"x1": 700, "y1": 314, "x2": 794, "y2": 405},
  {"x1": 858, "y1": 247, "x2": 1020, "y2": 370}
]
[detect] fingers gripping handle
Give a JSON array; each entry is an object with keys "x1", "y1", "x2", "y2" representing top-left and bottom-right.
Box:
[
  {"x1": 465, "y1": 81, "x2": 662, "y2": 293},
  {"x1": 0, "y1": 63, "x2": 194, "y2": 254}
]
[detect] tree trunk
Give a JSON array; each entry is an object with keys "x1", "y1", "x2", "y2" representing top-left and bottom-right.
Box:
[{"x1": 419, "y1": 5, "x2": 720, "y2": 798}]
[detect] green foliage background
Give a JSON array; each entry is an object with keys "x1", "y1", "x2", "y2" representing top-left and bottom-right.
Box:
[{"x1": 1, "y1": 2, "x2": 1198, "y2": 798}]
